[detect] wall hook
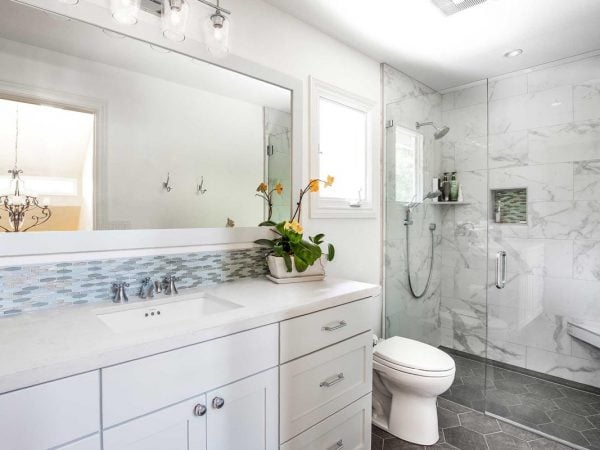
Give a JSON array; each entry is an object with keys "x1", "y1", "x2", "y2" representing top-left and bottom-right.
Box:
[
  {"x1": 162, "y1": 173, "x2": 173, "y2": 192},
  {"x1": 196, "y1": 176, "x2": 207, "y2": 195}
]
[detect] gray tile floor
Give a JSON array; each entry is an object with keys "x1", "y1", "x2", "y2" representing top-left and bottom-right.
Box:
[
  {"x1": 372, "y1": 398, "x2": 574, "y2": 450},
  {"x1": 440, "y1": 354, "x2": 600, "y2": 449}
]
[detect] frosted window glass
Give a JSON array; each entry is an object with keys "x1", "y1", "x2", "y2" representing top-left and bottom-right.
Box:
[{"x1": 318, "y1": 98, "x2": 367, "y2": 201}]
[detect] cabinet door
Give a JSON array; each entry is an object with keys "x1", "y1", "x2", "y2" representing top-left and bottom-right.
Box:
[
  {"x1": 207, "y1": 368, "x2": 278, "y2": 450},
  {"x1": 56, "y1": 434, "x2": 100, "y2": 450},
  {"x1": 103, "y1": 395, "x2": 207, "y2": 450}
]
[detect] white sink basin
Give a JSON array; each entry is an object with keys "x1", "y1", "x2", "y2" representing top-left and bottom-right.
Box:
[{"x1": 96, "y1": 294, "x2": 243, "y2": 333}]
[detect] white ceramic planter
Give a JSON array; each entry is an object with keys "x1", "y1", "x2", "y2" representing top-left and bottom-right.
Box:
[{"x1": 267, "y1": 255, "x2": 327, "y2": 279}]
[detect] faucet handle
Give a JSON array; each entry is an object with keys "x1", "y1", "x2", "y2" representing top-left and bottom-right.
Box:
[
  {"x1": 112, "y1": 282, "x2": 130, "y2": 303},
  {"x1": 138, "y1": 277, "x2": 154, "y2": 299},
  {"x1": 164, "y1": 275, "x2": 178, "y2": 295}
]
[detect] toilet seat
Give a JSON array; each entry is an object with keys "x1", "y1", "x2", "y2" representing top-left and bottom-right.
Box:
[{"x1": 374, "y1": 336, "x2": 455, "y2": 377}]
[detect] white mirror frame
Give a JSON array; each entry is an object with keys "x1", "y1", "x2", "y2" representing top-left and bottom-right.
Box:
[{"x1": 0, "y1": 0, "x2": 303, "y2": 258}]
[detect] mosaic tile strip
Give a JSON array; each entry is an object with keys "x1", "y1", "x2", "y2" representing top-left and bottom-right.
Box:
[
  {"x1": 0, "y1": 247, "x2": 269, "y2": 316},
  {"x1": 494, "y1": 188, "x2": 527, "y2": 224}
]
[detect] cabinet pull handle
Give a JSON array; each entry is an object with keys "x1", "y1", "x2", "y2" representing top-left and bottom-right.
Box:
[
  {"x1": 322, "y1": 320, "x2": 347, "y2": 332},
  {"x1": 212, "y1": 397, "x2": 225, "y2": 409},
  {"x1": 320, "y1": 373, "x2": 345, "y2": 388},
  {"x1": 334, "y1": 439, "x2": 344, "y2": 450},
  {"x1": 193, "y1": 404, "x2": 207, "y2": 416}
]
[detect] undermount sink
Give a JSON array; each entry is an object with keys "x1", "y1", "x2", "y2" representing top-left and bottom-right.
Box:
[{"x1": 96, "y1": 294, "x2": 243, "y2": 333}]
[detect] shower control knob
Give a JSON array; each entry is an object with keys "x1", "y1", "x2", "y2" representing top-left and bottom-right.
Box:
[{"x1": 212, "y1": 397, "x2": 225, "y2": 409}]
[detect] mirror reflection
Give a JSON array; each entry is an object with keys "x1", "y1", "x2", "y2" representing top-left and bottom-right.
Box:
[{"x1": 0, "y1": 1, "x2": 292, "y2": 232}]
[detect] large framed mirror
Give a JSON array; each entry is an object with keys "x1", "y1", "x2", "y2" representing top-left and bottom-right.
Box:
[{"x1": 0, "y1": 0, "x2": 302, "y2": 257}]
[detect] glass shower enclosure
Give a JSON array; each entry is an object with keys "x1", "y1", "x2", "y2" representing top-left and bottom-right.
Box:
[{"x1": 383, "y1": 53, "x2": 600, "y2": 449}]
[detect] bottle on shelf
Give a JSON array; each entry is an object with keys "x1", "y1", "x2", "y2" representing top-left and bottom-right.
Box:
[
  {"x1": 441, "y1": 173, "x2": 450, "y2": 202},
  {"x1": 449, "y1": 172, "x2": 459, "y2": 202}
]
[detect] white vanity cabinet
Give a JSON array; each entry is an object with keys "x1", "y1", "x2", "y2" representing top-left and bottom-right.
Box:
[{"x1": 0, "y1": 371, "x2": 100, "y2": 450}]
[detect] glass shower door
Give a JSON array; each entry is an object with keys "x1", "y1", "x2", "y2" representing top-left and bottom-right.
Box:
[{"x1": 484, "y1": 55, "x2": 600, "y2": 449}]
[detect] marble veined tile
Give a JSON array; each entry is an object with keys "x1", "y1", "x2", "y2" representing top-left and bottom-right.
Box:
[
  {"x1": 573, "y1": 240, "x2": 600, "y2": 281},
  {"x1": 386, "y1": 92, "x2": 442, "y2": 131},
  {"x1": 383, "y1": 64, "x2": 436, "y2": 102},
  {"x1": 543, "y1": 277, "x2": 600, "y2": 319},
  {"x1": 526, "y1": 346, "x2": 600, "y2": 389},
  {"x1": 455, "y1": 170, "x2": 488, "y2": 204},
  {"x1": 489, "y1": 163, "x2": 573, "y2": 202},
  {"x1": 488, "y1": 74, "x2": 528, "y2": 101},
  {"x1": 454, "y1": 136, "x2": 487, "y2": 172},
  {"x1": 529, "y1": 201, "x2": 600, "y2": 240},
  {"x1": 442, "y1": 82, "x2": 487, "y2": 111},
  {"x1": 529, "y1": 119, "x2": 600, "y2": 164},
  {"x1": 489, "y1": 86, "x2": 573, "y2": 134},
  {"x1": 574, "y1": 160, "x2": 600, "y2": 202},
  {"x1": 488, "y1": 130, "x2": 528, "y2": 169},
  {"x1": 527, "y1": 54, "x2": 600, "y2": 93},
  {"x1": 443, "y1": 103, "x2": 487, "y2": 141},
  {"x1": 574, "y1": 81, "x2": 600, "y2": 122}
]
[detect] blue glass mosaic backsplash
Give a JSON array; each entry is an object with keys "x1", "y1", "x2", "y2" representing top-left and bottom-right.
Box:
[{"x1": 0, "y1": 247, "x2": 269, "y2": 316}]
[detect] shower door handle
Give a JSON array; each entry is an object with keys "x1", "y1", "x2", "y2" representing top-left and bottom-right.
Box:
[{"x1": 496, "y1": 251, "x2": 507, "y2": 289}]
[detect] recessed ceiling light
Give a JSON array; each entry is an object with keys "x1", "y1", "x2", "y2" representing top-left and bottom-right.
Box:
[{"x1": 504, "y1": 49, "x2": 523, "y2": 58}]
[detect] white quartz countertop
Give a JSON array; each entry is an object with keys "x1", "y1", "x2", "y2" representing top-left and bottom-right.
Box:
[{"x1": 0, "y1": 277, "x2": 380, "y2": 394}]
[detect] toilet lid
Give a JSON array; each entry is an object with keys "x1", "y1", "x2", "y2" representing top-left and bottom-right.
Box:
[{"x1": 374, "y1": 336, "x2": 455, "y2": 372}]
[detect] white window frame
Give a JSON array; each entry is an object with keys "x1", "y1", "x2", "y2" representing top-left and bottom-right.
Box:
[{"x1": 309, "y1": 77, "x2": 376, "y2": 218}]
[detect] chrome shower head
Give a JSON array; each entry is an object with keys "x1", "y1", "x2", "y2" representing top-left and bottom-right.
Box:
[{"x1": 416, "y1": 121, "x2": 451, "y2": 140}]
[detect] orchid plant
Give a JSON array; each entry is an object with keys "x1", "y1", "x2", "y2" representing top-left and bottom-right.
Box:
[{"x1": 254, "y1": 177, "x2": 335, "y2": 273}]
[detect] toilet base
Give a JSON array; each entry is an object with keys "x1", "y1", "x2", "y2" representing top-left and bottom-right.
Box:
[{"x1": 387, "y1": 391, "x2": 439, "y2": 445}]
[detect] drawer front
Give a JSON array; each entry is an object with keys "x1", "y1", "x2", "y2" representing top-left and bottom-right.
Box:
[
  {"x1": 280, "y1": 332, "x2": 372, "y2": 443},
  {"x1": 280, "y1": 298, "x2": 374, "y2": 363},
  {"x1": 280, "y1": 395, "x2": 371, "y2": 450},
  {"x1": 0, "y1": 371, "x2": 100, "y2": 450},
  {"x1": 102, "y1": 324, "x2": 278, "y2": 427}
]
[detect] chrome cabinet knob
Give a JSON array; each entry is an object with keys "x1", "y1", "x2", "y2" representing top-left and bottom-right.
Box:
[
  {"x1": 193, "y1": 404, "x2": 207, "y2": 416},
  {"x1": 212, "y1": 397, "x2": 225, "y2": 409}
]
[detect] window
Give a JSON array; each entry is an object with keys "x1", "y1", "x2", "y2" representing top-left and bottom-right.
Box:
[
  {"x1": 393, "y1": 126, "x2": 423, "y2": 204},
  {"x1": 310, "y1": 78, "x2": 376, "y2": 218}
]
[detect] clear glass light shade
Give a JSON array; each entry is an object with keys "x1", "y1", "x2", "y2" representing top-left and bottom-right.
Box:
[
  {"x1": 110, "y1": 0, "x2": 141, "y2": 25},
  {"x1": 204, "y1": 13, "x2": 230, "y2": 57},
  {"x1": 162, "y1": 0, "x2": 189, "y2": 42}
]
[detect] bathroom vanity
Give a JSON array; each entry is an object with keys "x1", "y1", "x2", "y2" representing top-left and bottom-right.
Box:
[{"x1": 0, "y1": 278, "x2": 379, "y2": 450}]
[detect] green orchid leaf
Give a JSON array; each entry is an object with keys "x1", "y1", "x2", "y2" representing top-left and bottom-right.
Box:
[
  {"x1": 294, "y1": 254, "x2": 309, "y2": 272},
  {"x1": 283, "y1": 253, "x2": 293, "y2": 272},
  {"x1": 312, "y1": 233, "x2": 325, "y2": 245},
  {"x1": 258, "y1": 221, "x2": 277, "y2": 227},
  {"x1": 327, "y1": 243, "x2": 335, "y2": 261},
  {"x1": 254, "y1": 239, "x2": 275, "y2": 248}
]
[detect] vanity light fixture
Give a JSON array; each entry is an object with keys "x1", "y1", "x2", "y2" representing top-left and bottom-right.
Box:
[
  {"x1": 110, "y1": 0, "x2": 141, "y2": 25},
  {"x1": 504, "y1": 48, "x2": 523, "y2": 58},
  {"x1": 204, "y1": 0, "x2": 230, "y2": 57},
  {"x1": 162, "y1": 0, "x2": 189, "y2": 42},
  {"x1": 0, "y1": 106, "x2": 52, "y2": 232}
]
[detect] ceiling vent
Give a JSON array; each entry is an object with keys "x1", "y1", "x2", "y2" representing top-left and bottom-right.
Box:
[{"x1": 431, "y1": 0, "x2": 488, "y2": 16}]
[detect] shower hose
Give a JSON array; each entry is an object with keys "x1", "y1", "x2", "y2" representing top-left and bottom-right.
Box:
[{"x1": 405, "y1": 219, "x2": 436, "y2": 299}]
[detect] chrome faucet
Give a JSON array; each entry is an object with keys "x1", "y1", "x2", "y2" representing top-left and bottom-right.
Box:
[
  {"x1": 112, "y1": 282, "x2": 129, "y2": 303},
  {"x1": 164, "y1": 275, "x2": 178, "y2": 295},
  {"x1": 138, "y1": 277, "x2": 154, "y2": 299}
]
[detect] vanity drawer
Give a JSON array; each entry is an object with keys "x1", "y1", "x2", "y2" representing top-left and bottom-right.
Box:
[
  {"x1": 279, "y1": 332, "x2": 372, "y2": 443},
  {"x1": 280, "y1": 394, "x2": 371, "y2": 450},
  {"x1": 280, "y1": 297, "x2": 374, "y2": 363},
  {"x1": 102, "y1": 324, "x2": 278, "y2": 427},
  {"x1": 0, "y1": 371, "x2": 100, "y2": 450}
]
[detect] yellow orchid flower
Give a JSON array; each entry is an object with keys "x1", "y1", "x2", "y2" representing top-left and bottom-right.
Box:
[
  {"x1": 284, "y1": 220, "x2": 304, "y2": 234},
  {"x1": 275, "y1": 182, "x2": 284, "y2": 195},
  {"x1": 325, "y1": 175, "x2": 335, "y2": 187},
  {"x1": 309, "y1": 179, "x2": 320, "y2": 192},
  {"x1": 256, "y1": 182, "x2": 268, "y2": 193}
]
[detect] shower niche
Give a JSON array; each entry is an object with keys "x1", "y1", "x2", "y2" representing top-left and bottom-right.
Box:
[{"x1": 490, "y1": 188, "x2": 527, "y2": 224}]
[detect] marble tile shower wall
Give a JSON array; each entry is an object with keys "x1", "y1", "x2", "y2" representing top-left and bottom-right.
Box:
[
  {"x1": 0, "y1": 247, "x2": 269, "y2": 315},
  {"x1": 440, "y1": 54, "x2": 600, "y2": 388},
  {"x1": 383, "y1": 64, "x2": 443, "y2": 347}
]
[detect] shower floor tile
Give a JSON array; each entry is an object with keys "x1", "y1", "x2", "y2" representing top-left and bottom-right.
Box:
[{"x1": 438, "y1": 353, "x2": 600, "y2": 449}]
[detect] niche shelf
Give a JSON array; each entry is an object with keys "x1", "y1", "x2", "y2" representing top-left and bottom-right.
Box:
[
  {"x1": 431, "y1": 201, "x2": 470, "y2": 206},
  {"x1": 491, "y1": 188, "x2": 527, "y2": 224}
]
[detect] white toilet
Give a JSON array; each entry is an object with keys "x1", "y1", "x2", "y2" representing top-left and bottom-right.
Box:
[{"x1": 372, "y1": 336, "x2": 456, "y2": 445}]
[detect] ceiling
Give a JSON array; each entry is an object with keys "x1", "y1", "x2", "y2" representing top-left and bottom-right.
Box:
[
  {"x1": 0, "y1": 0, "x2": 291, "y2": 112},
  {"x1": 264, "y1": 0, "x2": 600, "y2": 90}
]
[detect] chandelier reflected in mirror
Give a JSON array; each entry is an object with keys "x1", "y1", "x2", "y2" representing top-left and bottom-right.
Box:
[{"x1": 0, "y1": 106, "x2": 52, "y2": 232}]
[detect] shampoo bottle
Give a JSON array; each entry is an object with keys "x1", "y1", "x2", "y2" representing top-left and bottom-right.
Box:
[{"x1": 450, "y1": 172, "x2": 459, "y2": 202}]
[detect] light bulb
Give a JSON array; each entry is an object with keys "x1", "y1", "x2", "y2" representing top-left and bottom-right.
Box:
[
  {"x1": 204, "y1": 12, "x2": 230, "y2": 57},
  {"x1": 162, "y1": 0, "x2": 189, "y2": 42},
  {"x1": 110, "y1": 0, "x2": 141, "y2": 25}
]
